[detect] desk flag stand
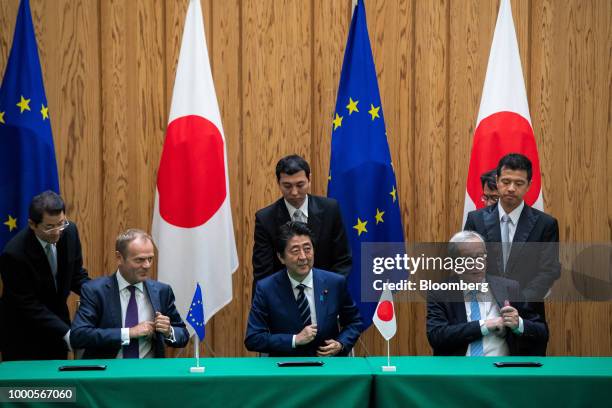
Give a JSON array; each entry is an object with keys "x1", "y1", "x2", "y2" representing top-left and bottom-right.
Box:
[
  {"x1": 373, "y1": 288, "x2": 397, "y2": 372},
  {"x1": 382, "y1": 340, "x2": 396, "y2": 372},
  {"x1": 187, "y1": 284, "x2": 206, "y2": 373},
  {"x1": 190, "y1": 337, "x2": 205, "y2": 373}
]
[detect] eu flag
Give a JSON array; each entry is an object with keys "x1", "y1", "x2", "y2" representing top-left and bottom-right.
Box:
[
  {"x1": 187, "y1": 283, "x2": 205, "y2": 341},
  {"x1": 328, "y1": 0, "x2": 404, "y2": 329},
  {"x1": 0, "y1": 0, "x2": 59, "y2": 250}
]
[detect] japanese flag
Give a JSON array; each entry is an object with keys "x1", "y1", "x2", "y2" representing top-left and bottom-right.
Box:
[
  {"x1": 462, "y1": 0, "x2": 543, "y2": 226},
  {"x1": 373, "y1": 288, "x2": 396, "y2": 340}
]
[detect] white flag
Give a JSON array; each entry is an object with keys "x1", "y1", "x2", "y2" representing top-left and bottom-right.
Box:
[
  {"x1": 462, "y1": 0, "x2": 543, "y2": 227},
  {"x1": 373, "y1": 289, "x2": 396, "y2": 340},
  {"x1": 152, "y1": 0, "x2": 238, "y2": 324}
]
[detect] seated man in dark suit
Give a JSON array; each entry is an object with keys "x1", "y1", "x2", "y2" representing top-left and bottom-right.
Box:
[
  {"x1": 427, "y1": 231, "x2": 548, "y2": 356},
  {"x1": 0, "y1": 191, "x2": 90, "y2": 361},
  {"x1": 245, "y1": 221, "x2": 361, "y2": 357},
  {"x1": 252, "y1": 155, "x2": 351, "y2": 294},
  {"x1": 71, "y1": 229, "x2": 189, "y2": 358}
]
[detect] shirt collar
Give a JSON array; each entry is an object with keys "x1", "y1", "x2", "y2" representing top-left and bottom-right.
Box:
[
  {"x1": 287, "y1": 269, "x2": 313, "y2": 290},
  {"x1": 116, "y1": 269, "x2": 144, "y2": 293},
  {"x1": 35, "y1": 234, "x2": 54, "y2": 250},
  {"x1": 498, "y1": 200, "x2": 524, "y2": 226},
  {"x1": 284, "y1": 196, "x2": 309, "y2": 220}
]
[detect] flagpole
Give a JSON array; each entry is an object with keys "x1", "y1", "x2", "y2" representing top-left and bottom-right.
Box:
[
  {"x1": 195, "y1": 337, "x2": 200, "y2": 366},
  {"x1": 382, "y1": 338, "x2": 396, "y2": 372},
  {"x1": 190, "y1": 335, "x2": 205, "y2": 373}
]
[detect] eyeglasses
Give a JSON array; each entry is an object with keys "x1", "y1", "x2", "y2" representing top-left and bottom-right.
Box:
[
  {"x1": 480, "y1": 194, "x2": 499, "y2": 204},
  {"x1": 41, "y1": 220, "x2": 70, "y2": 233}
]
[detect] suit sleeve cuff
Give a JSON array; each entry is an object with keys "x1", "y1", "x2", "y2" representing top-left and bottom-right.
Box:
[
  {"x1": 121, "y1": 328, "x2": 130, "y2": 345},
  {"x1": 513, "y1": 317, "x2": 524, "y2": 335},
  {"x1": 165, "y1": 327, "x2": 176, "y2": 343},
  {"x1": 479, "y1": 320, "x2": 489, "y2": 336},
  {"x1": 64, "y1": 330, "x2": 72, "y2": 352}
]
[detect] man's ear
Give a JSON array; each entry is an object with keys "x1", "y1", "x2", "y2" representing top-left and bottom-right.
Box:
[
  {"x1": 28, "y1": 219, "x2": 36, "y2": 231},
  {"x1": 277, "y1": 252, "x2": 286, "y2": 265}
]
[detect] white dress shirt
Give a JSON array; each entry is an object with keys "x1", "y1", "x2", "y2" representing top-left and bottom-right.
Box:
[
  {"x1": 284, "y1": 198, "x2": 309, "y2": 222},
  {"x1": 288, "y1": 270, "x2": 317, "y2": 348},
  {"x1": 464, "y1": 285, "x2": 524, "y2": 357},
  {"x1": 116, "y1": 271, "x2": 155, "y2": 359},
  {"x1": 498, "y1": 200, "x2": 525, "y2": 243}
]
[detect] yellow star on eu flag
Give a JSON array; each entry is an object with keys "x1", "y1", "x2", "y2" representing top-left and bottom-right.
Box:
[
  {"x1": 4, "y1": 215, "x2": 17, "y2": 232},
  {"x1": 390, "y1": 186, "x2": 397, "y2": 202},
  {"x1": 0, "y1": 111, "x2": 5, "y2": 124},
  {"x1": 332, "y1": 113, "x2": 343, "y2": 130},
  {"x1": 17, "y1": 95, "x2": 31, "y2": 113},
  {"x1": 353, "y1": 218, "x2": 368, "y2": 236},
  {"x1": 346, "y1": 97, "x2": 359, "y2": 115},
  {"x1": 368, "y1": 104, "x2": 380, "y2": 120},
  {"x1": 375, "y1": 208, "x2": 385, "y2": 224},
  {"x1": 40, "y1": 104, "x2": 49, "y2": 120}
]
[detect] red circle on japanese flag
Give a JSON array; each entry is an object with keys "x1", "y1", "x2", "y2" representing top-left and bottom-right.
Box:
[
  {"x1": 377, "y1": 300, "x2": 394, "y2": 322},
  {"x1": 466, "y1": 111, "x2": 541, "y2": 209},
  {"x1": 157, "y1": 115, "x2": 227, "y2": 228}
]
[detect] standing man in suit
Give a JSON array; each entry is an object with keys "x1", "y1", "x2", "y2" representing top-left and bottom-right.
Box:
[
  {"x1": 245, "y1": 221, "x2": 362, "y2": 357},
  {"x1": 0, "y1": 191, "x2": 90, "y2": 360},
  {"x1": 70, "y1": 229, "x2": 188, "y2": 359},
  {"x1": 252, "y1": 155, "x2": 351, "y2": 294},
  {"x1": 427, "y1": 231, "x2": 548, "y2": 356},
  {"x1": 464, "y1": 154, "x2": 560, "y2": 311}
]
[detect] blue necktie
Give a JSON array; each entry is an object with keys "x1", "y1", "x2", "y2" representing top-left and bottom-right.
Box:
[
  {"x1": 469, "y1": 290, "x2": 484, "y2": 356},
  {"x1": 123, "y1": 286, "x2": 139, "y2": 358},
  {"x1": 296, "y1": 284, "x2": 312, "y2": 326}
]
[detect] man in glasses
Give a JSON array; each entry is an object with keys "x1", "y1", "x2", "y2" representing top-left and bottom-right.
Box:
[
  {"x1": 426, "y1": 231, "x2": 548, "y2": 356},
  {"x1": 480, "y1": 169, "x2": 499, "y2": 207},
  {"x1": 0, "y1": 190, "x2": 89, "y2": 360}
]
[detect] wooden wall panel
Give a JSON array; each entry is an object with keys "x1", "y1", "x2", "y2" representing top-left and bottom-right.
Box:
[
  {"x1": 209, "y1": 0, "x2": 245, "y2": 358},
  {"x1": 0, "y1": 0, "x2": 609, "y2": 358},
  {"x1": 311, "y1": 0, "x2": 350, "y2": 196}
]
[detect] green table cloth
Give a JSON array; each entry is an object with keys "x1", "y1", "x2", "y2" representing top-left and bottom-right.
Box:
[
  {"x1": 367, "y1": 356, "x2": 612, "y2": 407},
  {"x1": 0, "y1": 357, "x2": 372, "y2": 408}
]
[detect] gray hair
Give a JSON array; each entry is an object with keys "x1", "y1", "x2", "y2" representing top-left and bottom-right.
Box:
[
  {"x1": 115, "y1": 228, "x2": 154, "y2": 257},
  {"x1": 448, "y1": 230, "x2": 486, "y2": 258}
]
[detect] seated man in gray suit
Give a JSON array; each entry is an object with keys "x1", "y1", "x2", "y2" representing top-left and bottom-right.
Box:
[
  {"x1": 71, "y1": 229, "x2": 189, "y2": 358},
  {"x1": 427, "y1": 231, "x2": 548, "y2": 356}
]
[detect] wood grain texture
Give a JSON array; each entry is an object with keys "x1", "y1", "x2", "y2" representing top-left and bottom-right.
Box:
[{"x1": 0, "y1": 0, "x2": 609, "y2": 357}]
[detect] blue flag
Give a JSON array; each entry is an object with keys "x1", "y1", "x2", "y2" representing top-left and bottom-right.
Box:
[
  {"x1": 328, "y1": 0, "x2": 404, "y2": 329},
  {"x1": 187, "y1": 283, "x2": 205, "y2": 341},
  {"x1": 0, "y1": 0, "x2": 59, "y2": 250}
]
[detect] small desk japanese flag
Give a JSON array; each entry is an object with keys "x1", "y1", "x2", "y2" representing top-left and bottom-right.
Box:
[{"x1": 373, "y1": 288, "x2": 396, "y2": 340}]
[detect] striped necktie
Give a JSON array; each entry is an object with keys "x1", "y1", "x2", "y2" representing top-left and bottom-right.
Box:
[
  {"x1": 469, "y1": 290, "x2": 484, "y2": 356},
  {"x1": 296, "y1": 284, "x2": 312, "y2": 326},
  {"x1": 500, "y1": 214, "x2": 512, "y2": 272}
]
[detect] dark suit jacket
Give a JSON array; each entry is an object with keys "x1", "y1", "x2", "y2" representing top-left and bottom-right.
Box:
[
  {"x1": 245, "y1": 268, "x2": 362, "y2": 357},
  {"x1": 70, "y1": 275, "x2": 189, "y2": 359},
  {"x1": 464, "y1": 203, "x2": 561, "y2": 302},
  {"x1": 0, "y1": 224, "x2": 89, "y2": 360},
  {"x1": 252, "y1": 195, "x2": 351, "y2": 292},
  {"x1": 426, "y1": 275, "x2": 548, "y2": 356}
]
